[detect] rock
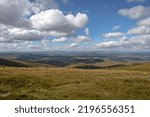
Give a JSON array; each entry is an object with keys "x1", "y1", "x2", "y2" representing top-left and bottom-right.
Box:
[{"x1": 0, "y1": 93, "x2": 10, "y2": 97}]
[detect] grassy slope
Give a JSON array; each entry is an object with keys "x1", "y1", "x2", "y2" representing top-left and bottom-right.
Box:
[
  {"x1": 0, "y1": 58, "x2": 55, "y2": 67},
  {"x1": 68, "y1": 61, "x2": 132, "y2": 69},
  {"x1": 0, "y1": 62, "x2": 150, "y2": 100},
  {"x1": 113, "y1": 62, "x2": 150, "y2": 72},
  {"x1": 0, "y1": 58, "x2": 28, "y2": 67}
]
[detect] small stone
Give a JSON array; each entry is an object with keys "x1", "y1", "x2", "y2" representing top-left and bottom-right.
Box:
[{"x1": 0, "y1": 93, "x2": 10, "y2": 97}]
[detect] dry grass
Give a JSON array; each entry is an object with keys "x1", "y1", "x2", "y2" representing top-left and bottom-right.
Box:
[{"x1": 0, "y1": 64, "x2": 150, "y2": 100}]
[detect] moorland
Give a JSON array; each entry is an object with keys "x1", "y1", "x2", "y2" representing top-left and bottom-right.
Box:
[{"x1": 0, "y1": 51, "x2": 150, "y2": 99}]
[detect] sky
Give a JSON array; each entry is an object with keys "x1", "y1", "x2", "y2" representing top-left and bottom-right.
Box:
[{"x1": 0, "y1": 0, "x2": 150, "y2": 52}]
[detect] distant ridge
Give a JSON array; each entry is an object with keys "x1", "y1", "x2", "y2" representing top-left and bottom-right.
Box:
[{"x1": 0, "y1": 58, "x2": 28, "y2": 67}]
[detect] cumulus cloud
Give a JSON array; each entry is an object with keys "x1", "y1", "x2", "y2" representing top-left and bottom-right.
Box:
[
  {"x1": 7, "y1": 28, "x2": 44, "y2": 41},
  {"x1": 97, "y1": 41, "x2": 122, "y2": 48},
  {"x1": 46, "y1": 31, "x2": 75, "y2": 37},
  {"x1": 102, "y1": 32, "x2": 124, "y2": 39},
  {"x1": 128, "y1": 26, "x2": 150, "y2": 35},
  {"x1": 74, "y1": 36, "x2": 91, "y2": 42},
  {"x1": 119, "y1": 5, "x2": 150, "y2": 19},
  {"x1": 138, "y1": 17, "x2": 150, "y2": 26},
  {"x1": 0, "y1": 1, "x2": 88, "y2": 48},
  {"x1": 97, "y1": 35, "x2": 150, "y2": 50},
  {"x1": 0, "y1": 25, "x2": 9, "y2": 39},
  {"x1": 0, "y1": 25, "x2": 45, "y2": 47},
  {"x1": 0, "y1": 37, "x2": 12, "y2": 43},
  {"x1": 70, "y1": 43, "x2": 79, "y2": 48},
  {"x1": 0, "y1": 43, "x2": 18, "y2": 51},
  {"x1": 100, "y1": 5, "x2": 150, "y2": 50},
  {"x1": 30, "y1": 9, "x2": 88, "y2": 37},
  {"x1": 0, "y1": 0, "x2": 90, "y2": 51},
  {"x1": 34, "y1": 0, "x2": 59, "y2": 10},
  {"x1": 52, "y1": 37, "x2": 68, "y2": 42},
  {"x1": 0, "y1": 0, "x2": 31, "y2": 28},
  {"x1": 26, "y1": 0, "x2": 61, "y2": 15},
  {"x1": 126, "y1": 0, "x2": 145, "y2": 3}
]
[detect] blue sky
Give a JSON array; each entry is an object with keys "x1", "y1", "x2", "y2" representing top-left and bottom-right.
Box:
[
  {"x1": 0, "y1": 0, "x2": 150, "y2": 51},
  {"x1": 61, "y1": 0, "x2": 150, "y2": 41}
]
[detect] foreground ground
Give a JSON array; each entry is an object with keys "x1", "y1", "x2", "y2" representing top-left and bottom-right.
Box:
[{"x1": 0, "y1": 63, "x2": 150, "y2": 100}]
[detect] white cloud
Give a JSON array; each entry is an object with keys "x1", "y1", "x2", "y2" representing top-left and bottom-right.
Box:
[
  {"x1": 128, "y1": 26, "x2": 150, "y2": 35},
  {"x1": 97, "y1": 35, "x2": 150, "y2": 50},
  {"x1": 0, "y1": 2, "x2": 89, "y2": 47},
  {"x1": 30, "y1": 9, "x2": 66, "y2": 31},
  {"x1": 0, "y1": 0, "x2": 59, "y2": 28},
  {"x1": 112, "y1": 25, "x2": 121, "y2": 31},
  {"x1": 41, "y1": 39, "x2": 50, "y2": 47},
  {"x1": 0, "y1": 24, "x2": 44, "y2": 44},
  {"x1": 102, "y1": 32, "x2": 124, "y2": 39},
  {"x1": 138, "y1": 17, "x2": 150, "y2": 26},
  {"x1": 8, "y1": 28, "x2": 44, "y2": 41},
  {"x1": 35, "y1": 0, "x2": 59, "y2": 10},
  {"x1": 30, "y1": 9, "x2": 88, "y2": 37},
  {"x1": 0, "y1": 0, "x2": 31, "y2": 28},
  {"x1": 28, "y1": 0, "x2": 60, "y2": 15},
  {"x1": 97, "y1": 41, "x2": 122, "y2": 48},
  {"x1": 46, "y1": 31, "x2": 75, "y2": 37},
  {"x1": 27, "y1": 44, "x2": 40, "y2": 50},
  {"x1": 126, "y1": 0, "x2": 145, "y2": 3},
  {"x1": 119, "y1": 5, "x2": 150, "y2": 19},
  {"x1": 84, "y1": 28, "x2": 90, "y2": 35},
  {"x1": 70, "y1": 43, "x2": 79, "y2": 48},
  {"x1": 0, "y1": 0, "x2": 90, "y2": 51},
  {"x1": 0, "y1": 25, "x2": 9, "y2": 40},
  {"x1": 62, "y1": 8, "x2": 150, "y2": 51},
  {"x1": 0, "y1": 43, "x2": 18, "y2": 51},
  {"x1": 52, "y1": 37, "x2": 68, "y2": 42},
  {"x1": 74, "y1": 36, "x2": 91, "y2": 42},
  {"x1": 52, "y1": 35, "x2": 91, "y2": 43},
  {"x1": 0, "y1": 37, "x2": 12, "y2": 43}
]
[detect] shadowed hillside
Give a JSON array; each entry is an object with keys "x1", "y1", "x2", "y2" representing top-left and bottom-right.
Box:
[{"x1": 0, "y1": 58, "x2": 28, "y2": 67}]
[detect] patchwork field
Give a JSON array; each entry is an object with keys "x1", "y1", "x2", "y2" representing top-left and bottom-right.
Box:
[{"x1": 0, "y1": 62, "x2": 150, "y2": 100}]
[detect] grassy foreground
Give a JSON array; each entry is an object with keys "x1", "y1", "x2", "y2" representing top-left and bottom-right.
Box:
[{"x1": 0, "y1": 65, "x2": 150, "y2": 100}]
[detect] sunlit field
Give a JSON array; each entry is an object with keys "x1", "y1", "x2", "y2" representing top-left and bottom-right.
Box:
[{"x1": 0, "y1": 63, "x2": 150, "y2": 100}]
